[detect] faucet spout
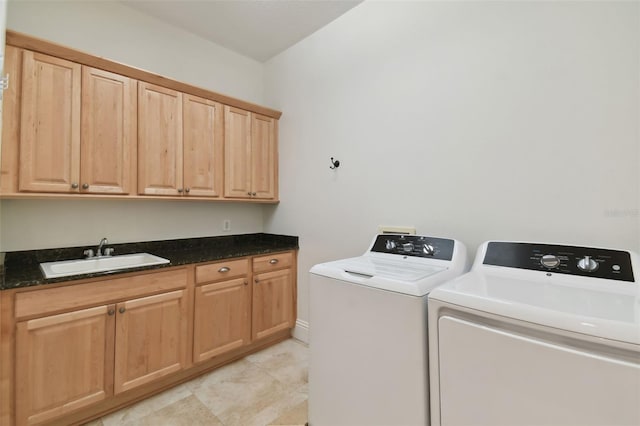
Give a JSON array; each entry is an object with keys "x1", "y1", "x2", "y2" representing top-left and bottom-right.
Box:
[{"x1": 97, "y1": 237, "x2": 108, "y2": 257}]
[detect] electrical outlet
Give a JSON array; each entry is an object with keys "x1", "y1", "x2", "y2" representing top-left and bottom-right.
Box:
[{"x1": 223, "y1": 219, "x2": 231, "y2": 232}]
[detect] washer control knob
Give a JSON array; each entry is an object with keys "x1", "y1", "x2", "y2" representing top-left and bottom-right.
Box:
[
  {"x1": 402, "y1": 242, "x2": 414, "y2": 252},
  {"x1": 422, "y1": 244, "x2": 435, "y2": 255},
  {"x1": 540, "y1": 254, "x2": 560, "y2": 269},
  {"x1": 385, "y1": 240, "x2": 397, "y2": 250},
  {"x1": 577, "y1": 256, "x2": 599, "y2": 272}
]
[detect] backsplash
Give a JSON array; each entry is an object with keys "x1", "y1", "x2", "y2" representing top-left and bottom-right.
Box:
[{"x1": 0, "y1": 198, "x2": 267, "y2": 251}]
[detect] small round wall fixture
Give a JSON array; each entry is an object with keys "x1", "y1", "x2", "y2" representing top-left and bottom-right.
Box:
[{"x1": 330, "y1": 157, "x2": 340, "y2": 169}]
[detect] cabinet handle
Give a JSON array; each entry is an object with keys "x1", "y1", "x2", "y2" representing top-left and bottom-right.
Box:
[
  {"x1": 119, "y1": 307, "x2": 126, "y2": 314},
  {"x1": 252, "y1": 192, "x2": 257, "y2": 196},
  {"x1": 244, "y1": 280, "x2": 248, "y2": 285},
  {"x1": 247, "y1": 192, "x2": 252, "y2": 196},
  {"x1": 269, "y1": 259, "x2": 279, "y2": 265},
  {"x1": 254, "y1": 278, "x2": 259, "y2": 284},
  {"x1": 108, "y1": 309, "x2": 115, "y2": 316},
  {"x1": 218, "y1": 267, "x2": 230, "y2": 273},
  {"x1": 177, "y1": 188, "x2": 183, "y2": 193},
  {"x1": 185, "y1": 187, "x2": 190, "y2": 193},
  {"x1": 71, "y1": 183, "x2": 79, "y2": 189},
  {"x1": 82, "y1": 183, "x2": 89, "y2": 189}
]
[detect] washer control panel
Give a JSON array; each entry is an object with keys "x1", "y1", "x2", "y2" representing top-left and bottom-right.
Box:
[
  {"x1": 371, "y1": 234, "x2": 454, "y2": 261},
  {"x1": 483, "y1": 242, "x2": 635, "y2": 282}
]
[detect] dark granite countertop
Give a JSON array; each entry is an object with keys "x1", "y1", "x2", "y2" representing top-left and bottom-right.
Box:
[{"x1": 2, "y1": 233, "x2": 298, "y2": 290}]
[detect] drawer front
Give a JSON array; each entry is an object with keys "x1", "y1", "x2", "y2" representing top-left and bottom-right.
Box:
[
  {"x1": 15, "y1": 267, "x2": 188, "y2": 320},
  {"x1": 195, "y1": 258, "x2": 249, "y2": 284},
  {"x1": 252, "y1": 251, "x2": 293, "y2": 273}
]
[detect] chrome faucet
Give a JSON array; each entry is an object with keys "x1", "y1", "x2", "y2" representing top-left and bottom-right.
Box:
[
  {"x1": 83, "y1": 238, "x2": 114, "y2": 258},
  {"x1": 97, "y1": 237, "x2": 109, "y2": 257}
]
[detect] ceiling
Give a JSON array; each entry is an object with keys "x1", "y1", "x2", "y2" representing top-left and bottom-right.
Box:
[{"x1": 120, "y1": 0, "x2": 363, "y2": 62}]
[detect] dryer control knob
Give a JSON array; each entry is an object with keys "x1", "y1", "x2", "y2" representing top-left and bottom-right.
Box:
[
  {"x1": 385, "y1": 240, "x2": 397, "y2": 250},
  {"x1": 577, "y1": 256, "x2": 599, "y2": 272},
  {"x1": 540, "y1": 254, "x2": 560, "y2": 269},
  {"x1": 402, "y1": 242, "x2": 414, "y2": 252},
  {"x1": 423, "y1": 244, "x2": 435, "y2": 255}
]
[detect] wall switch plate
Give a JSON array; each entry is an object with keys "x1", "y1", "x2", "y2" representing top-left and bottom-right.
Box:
[
  {"x1": 377, "y1": 225, "x2": 416, "y2": 235},
  {"x1": 223, "y1": 219, "x2": 231, "y2": 232}
]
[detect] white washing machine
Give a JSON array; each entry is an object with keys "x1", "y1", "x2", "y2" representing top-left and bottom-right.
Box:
[
  {"x1": 309, "y1": 234, "x2": 468, "y2": 426},
  {"x1": 428, "y1": 241, "x2": 640, "y2": 426}
]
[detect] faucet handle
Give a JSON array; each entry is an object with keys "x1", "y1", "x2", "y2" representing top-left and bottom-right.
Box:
[
  {"x1": 83, "y1": 249, "x2": 95, "y2": 258},
  {"x1": 103, "y1": 248, "x2": 115, "y2": 257}
]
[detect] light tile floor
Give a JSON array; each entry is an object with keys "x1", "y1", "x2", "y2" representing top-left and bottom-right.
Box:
[{"x1": 84, "y1": 339, "x2": 309, "y2": 426}]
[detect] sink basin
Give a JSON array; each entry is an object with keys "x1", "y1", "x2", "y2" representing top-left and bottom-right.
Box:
[{"x1": 40, "y1": 253, "x2": 170, "y2": 279}]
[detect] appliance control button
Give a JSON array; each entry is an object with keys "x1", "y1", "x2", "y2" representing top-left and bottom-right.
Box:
[
  {"x1": 402, "y1": 242, "x2": 414, "y2": 252},
  {"x1": 423, "y1": 244, "x2": 435, "y2": 255},
  {"x1": 577, "y1": 256, "x2": 599, "y2": 272},
  {"x1": 540, "y1": 254, "x2": 560, "y2": 269},
  {"x1": 612, "y1": 264, "x2": 621, "y2": 271},
  {"x1": 385, "y1": 240, "x2": 397, "y2": 250}
]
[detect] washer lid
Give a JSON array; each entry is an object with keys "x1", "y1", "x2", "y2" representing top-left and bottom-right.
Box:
[
  {"x1": 310, "y1": 256, "x2": 449, "y2": 296},
  {"x1": 334, "y1": 256, "x2": 445, "y2": 281},
  {"x1": 429, "y1": 270, "x2": 640, "y2": 345}
]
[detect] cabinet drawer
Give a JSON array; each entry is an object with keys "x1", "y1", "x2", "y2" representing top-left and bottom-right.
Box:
[
  {"x1": 195, "y1": 258, "x2": 249, "y2": 284},
  {"x1": 15, "y1": 267, "x2": 188, "y2": 320},
  {"x1": 252, "y1": 252, "x2": 293, "y2": 273}
]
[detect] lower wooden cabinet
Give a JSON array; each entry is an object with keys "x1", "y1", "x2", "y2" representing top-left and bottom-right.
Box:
[
  {"x1": 252, "y1": 252, "x2": 296, "y2": 341},
  {"x1": 252, "y1": 268, "x2": 295, "y2": 341},
  {"x1": 15, "y1": 305, "x2": 115, "y2": 425},
  {"x1": 193, "y1": 277, "x2": 251, "y2": 363},
  {"x1": 12, "y1": 268, "x2": 189, "y2": 426},
  {"x1": 114, "y1": 290, "x2": 189, "y2": 394},
  {"x1": 5, "y1": 251, "x2": 296, "y2": 426}
]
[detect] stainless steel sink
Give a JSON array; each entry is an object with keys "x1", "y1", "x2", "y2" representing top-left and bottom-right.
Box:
[{"x1": 39, "y1": 253, "x2": 170, "y2": 279}]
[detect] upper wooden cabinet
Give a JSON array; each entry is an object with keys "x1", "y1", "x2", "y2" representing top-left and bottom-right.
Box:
[
  {"x1": 183, "y1": 94, "x2": 224, "y2": 198},
  {"x1": 18, "y1": 51, "x2": 81, "y2": 193},
  {"x1": 15, "y1": 50, "x2": 136, "y2": 195},
  {"x1": 224, "y1": 106, "x2": 278, "y2": 200},
  {"x1": 137, "y1": 82, "x2": 183, "y2": 196},
  {"x1": 138, "y1": 89, "x2": 224, "y2": 198},
  {"x1": 81, "y1": 67, "x2": 137, "y2": 194},
  {"x1": 1, "y1": 32, "x2": 280, "y2": 202}
]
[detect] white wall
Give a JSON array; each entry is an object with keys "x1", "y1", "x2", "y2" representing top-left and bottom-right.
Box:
[
  {"x1": 1, "y1": 199, "x2": 263, "y2": 251},
  {"x1": 2, "y1": 0, "x2": 267, "y2": 251},
  {"x1": 264, "y1": 1, "x2": 640, "y2": 323},
  {"x1": 7, "y1": 0, "x2": 264, "y2": 103}
]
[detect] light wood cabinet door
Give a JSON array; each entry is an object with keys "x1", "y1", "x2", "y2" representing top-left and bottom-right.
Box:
[
  {"x1": 80, "y1": 67, "x2": 137, "y2": 194},
  {"x1": 138, "y1": 82, "x2": 183, "y2": 195},
  {"x1": 223, "y1": 106, "x2": 251, "y2": 198},
  {"x1": 252, "y1": 268, "x2": 295, "y2": 341},
  {"x1": 223, "y1": 107, "x2": 277, "y2": 200},
  {"x1": 250, "y1": 113, "x2": 277, "y2": 199},
  {"x1": 18, "y1": 51, "x2": 81, "y2": 193},
  {"x1": 114, "y1": 290, "x2": 188, "y2": 394},
  {"x1": 182, "y1": 94, "x2": 223, "y2": 197},
  {"x1": 15, "y1": 305, "x2": 115, "y2": 426},
  {"x1": 193, "y1": 277, "x2": 251, "y2": 363}
]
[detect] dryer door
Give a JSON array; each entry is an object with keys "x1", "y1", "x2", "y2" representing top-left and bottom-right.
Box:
[{"x1": 436, "y1": 316, "x2": 640, "y2": 426}]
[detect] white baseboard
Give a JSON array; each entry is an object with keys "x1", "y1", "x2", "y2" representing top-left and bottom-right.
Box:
[{"x1": 292, "y1": 319, "x2": 309, "y2": 344}]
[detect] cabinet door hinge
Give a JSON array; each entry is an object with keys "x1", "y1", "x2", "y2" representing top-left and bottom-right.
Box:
[{"x1": 0, "y1": 74, "x2": 9, "y2": 90}]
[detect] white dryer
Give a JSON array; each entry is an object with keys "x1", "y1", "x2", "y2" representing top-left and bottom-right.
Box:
[
  {"x1": 309, "y1": 234, "x2": 468, "y2": 426},
  {"x1": 428, "y1": 241, "x2": 640, "y2": 426}
]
